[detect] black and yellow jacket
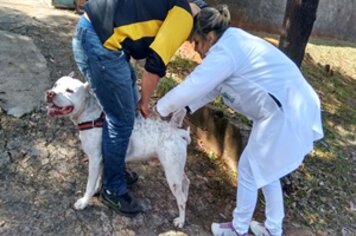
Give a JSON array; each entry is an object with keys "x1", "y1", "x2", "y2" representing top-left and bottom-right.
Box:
[{"x1": 85, "y1": 0, "x2": 193, "y2": 77}]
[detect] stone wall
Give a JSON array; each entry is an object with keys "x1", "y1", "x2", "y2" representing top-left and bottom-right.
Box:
[{"x1": 206, "y1": 0, "x2": 356, "y2": 42}]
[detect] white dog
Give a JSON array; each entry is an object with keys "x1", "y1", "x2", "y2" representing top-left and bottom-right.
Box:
[{"x1": 45, "y1": 75, "x2": 191, "y2": 227}]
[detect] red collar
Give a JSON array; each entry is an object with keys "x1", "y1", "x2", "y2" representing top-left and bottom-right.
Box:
[{"x1": 77, "y1": 112, "x2": 105, "y2": 131}]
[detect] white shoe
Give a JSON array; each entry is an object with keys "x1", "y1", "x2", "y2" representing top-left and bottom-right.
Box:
[
  {"x1": 250, "y1": 221, "x2": 273, "y2": 236},
  {"x1": 211, "y1": 222, "x2": 248, "y2": 236}
]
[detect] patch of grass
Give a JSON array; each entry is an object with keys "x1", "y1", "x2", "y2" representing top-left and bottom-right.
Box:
[
  {"x1": 166, "y1": 55, "x2": 198, "y2": 80},
  {"x1": 155, "y1": 55, "x2": 199, "y2": 98},
  {"x1": 285, "y1": 149, "x2": 355, "y2": 231},
  {"x1": 283, "y1": 38, "x2": 356, "y2": 233},
  {"x1": 306, "y1": 38, "x2": 356, "y2": 79},
  {"x1": 154, "y1": 75, "x2": 178, "y2": 98}
]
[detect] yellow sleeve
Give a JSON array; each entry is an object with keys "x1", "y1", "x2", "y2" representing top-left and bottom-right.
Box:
[{"x1": 149, "y1": 6, "x2": 193, "y2": 65}]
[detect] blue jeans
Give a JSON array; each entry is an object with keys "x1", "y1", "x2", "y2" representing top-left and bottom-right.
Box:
[{"x1": 72, "y1": 16, "x2": 138, "y2": 196}]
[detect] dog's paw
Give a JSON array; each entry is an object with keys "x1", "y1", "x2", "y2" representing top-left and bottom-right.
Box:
[
  {"x1": 74, "y1": 197, "x2": 88, "y2": 210},
  {"x1": 173, "y1": 217, "x2": 184, "y2": 228}
]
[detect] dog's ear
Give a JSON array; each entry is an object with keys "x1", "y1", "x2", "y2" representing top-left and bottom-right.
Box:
[
  {"x1": 68, "y1": 71, "x2": 76, "y2": 78},
  {"x1": 169, "y1": 108, "x2": 187, "y2": 128},
  {"x1": 84, "y1": 82, "x2": 91, "y2": 91}
]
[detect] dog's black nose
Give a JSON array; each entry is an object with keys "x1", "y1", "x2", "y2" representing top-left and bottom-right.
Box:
[{"x1": 46, "y1": 90, "x2": 55, "y2": 102}]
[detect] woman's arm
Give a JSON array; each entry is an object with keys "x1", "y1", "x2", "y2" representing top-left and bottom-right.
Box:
[
  {"x1": 187, "y1": 88, "x2": 220, "y2": 113},
  {"x1": 157, "y1": 44, "x2": 236, "y2": 116}
]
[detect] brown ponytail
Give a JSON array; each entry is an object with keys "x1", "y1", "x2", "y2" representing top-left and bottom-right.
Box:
[{"x1": 191, "y1": 4, "x2": 231, "y2": 39}]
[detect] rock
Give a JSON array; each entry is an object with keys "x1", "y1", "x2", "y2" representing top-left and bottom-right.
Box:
[{"x1": 0, "y1": 30, "x2": 49, "y2": 117}]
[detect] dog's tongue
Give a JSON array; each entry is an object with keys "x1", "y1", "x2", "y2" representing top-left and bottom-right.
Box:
[{"x1": 47, "y1": 104, "x2": 74, "y2": 116}]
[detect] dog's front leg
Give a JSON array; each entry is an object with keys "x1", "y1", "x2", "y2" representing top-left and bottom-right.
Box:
[
  {"x1": 74, "y1": 153, "x2": 102, "y2": 210},
  {"x1": 94, "y1": 164, "x2": 103, "y2": 194}
]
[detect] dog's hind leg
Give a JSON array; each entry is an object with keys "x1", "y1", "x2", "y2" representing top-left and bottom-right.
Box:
[
  {"x1": 163, "y1": 164, "x2": 187, "y2": 228},
  {"x1": 167, "y1": 177, "x2": 187, "y2": 228},
  {"x1": 74, "y1": 154, "x2": 102, "y2": 210},
  {"x1": 182, "y1": 173, "x2": 190, "y2": 203},
  {"x1": 158, "y1": 139, "x2": 189, "y2": 227}
]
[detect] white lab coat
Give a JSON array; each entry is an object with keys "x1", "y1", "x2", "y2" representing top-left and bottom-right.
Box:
[{"x1": 157, "y1": 28, "x2": 324, "y2": 188}]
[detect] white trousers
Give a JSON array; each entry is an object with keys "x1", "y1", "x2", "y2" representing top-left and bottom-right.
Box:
[{"x1": 232, "y1": 151, "x2": 285, "y2": 235}]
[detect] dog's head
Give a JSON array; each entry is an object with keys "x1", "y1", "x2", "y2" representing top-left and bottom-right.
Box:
[{"x1": 46, "y1": 74, "x2": 90, "y2": 118}]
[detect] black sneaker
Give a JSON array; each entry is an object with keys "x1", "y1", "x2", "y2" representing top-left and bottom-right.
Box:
[
  {"x1": 93, "y1": 169, "x2": 138, "y2": 197},
  {"x1": 125, "y1": 169, "x2": 139, "y2": 186},
  {"x1": 100, "y1": 189, "x2": 142, "y2": 217}
]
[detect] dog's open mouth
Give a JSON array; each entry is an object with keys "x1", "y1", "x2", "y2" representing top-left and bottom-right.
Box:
[{"x1": 47, "y1": 103, "x2": 74, "y2": 116}]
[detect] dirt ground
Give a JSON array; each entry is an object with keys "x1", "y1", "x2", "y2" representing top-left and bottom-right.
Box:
[{"x1": 0, "y1": 1, "x2": 320, "y2": 235}]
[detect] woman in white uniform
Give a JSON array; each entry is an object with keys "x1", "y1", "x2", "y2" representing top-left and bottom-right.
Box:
[{"x1": 156, "y1": 4, "x2": 324, "y2": 236}]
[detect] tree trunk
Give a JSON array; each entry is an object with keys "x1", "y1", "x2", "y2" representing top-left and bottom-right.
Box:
[{"x1": 279, "y1": 0, "x2": 319, "y2": 67}]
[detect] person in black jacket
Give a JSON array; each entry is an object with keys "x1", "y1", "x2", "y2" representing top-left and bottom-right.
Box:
[{"x1": 72, "y1": 0, "x2": 208, "y2": 216}]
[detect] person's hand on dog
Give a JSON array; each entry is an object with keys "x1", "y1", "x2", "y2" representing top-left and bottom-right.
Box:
[
  {"x1": 149, "y1": 105, "x2": 188, "y2": 128},
  {"x1": 138, "y1": 70, "x2": 160, "y2": 118},
  {"x1": 137, "y1": 101, "x2": 167, "y2": 120},
  {"x1": 138, "y1": 99, "x2": 150, "y2": 118}
]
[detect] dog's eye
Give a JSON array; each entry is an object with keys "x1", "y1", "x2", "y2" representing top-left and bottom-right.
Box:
[{"x1": 66, "y1": 88, "x2": 74, "y2": 93}]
